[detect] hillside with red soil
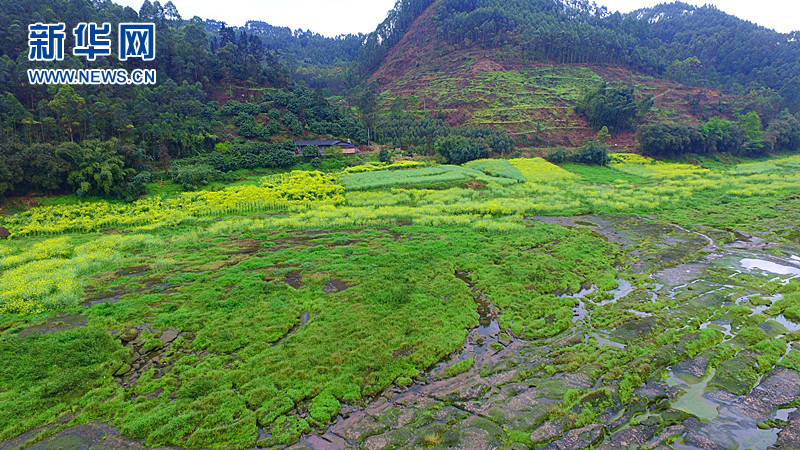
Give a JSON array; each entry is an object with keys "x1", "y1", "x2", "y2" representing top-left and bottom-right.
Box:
[{"x1": 368, "y1": 1, "x2": 736, "y2": 151}]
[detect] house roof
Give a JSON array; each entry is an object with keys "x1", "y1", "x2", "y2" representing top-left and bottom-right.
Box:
[
  {"x1": 295, "y1": 140, "x2": 344, "y2": 147},
  {"x1": 294, "y1": 139, "x2": 358, "y2": 149}
]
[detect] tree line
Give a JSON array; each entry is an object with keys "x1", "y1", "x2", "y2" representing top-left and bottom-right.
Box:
[{"x1": 638, "y1": 111, "x2": 800, "y2": 158}]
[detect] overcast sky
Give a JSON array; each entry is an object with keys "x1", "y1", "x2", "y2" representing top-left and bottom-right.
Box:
[{"x1": 114, "y1": 0, "x2": 799, "y2": 36}]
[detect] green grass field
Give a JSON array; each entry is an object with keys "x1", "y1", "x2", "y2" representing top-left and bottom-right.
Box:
[{"x1": 2, "y1": 153, "x2": 800, "y2": 448}]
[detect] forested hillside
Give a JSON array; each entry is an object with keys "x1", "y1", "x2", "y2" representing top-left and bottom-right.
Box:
[
  {"x1": 0, "y1": 0, "x2": 369, "y2": 201},
  {"x1": 2, "y1": 0, "x2": 800, "y2": 202}
]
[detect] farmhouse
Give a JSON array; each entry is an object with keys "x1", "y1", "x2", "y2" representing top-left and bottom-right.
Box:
[{"x1": 294, "y1": 139, "x2": 359, "y2": 155}]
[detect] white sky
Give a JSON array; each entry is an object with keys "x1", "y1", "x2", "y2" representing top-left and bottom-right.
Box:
[{"x1": 113, "y1": 0, "x2": 799, "y2": 36}]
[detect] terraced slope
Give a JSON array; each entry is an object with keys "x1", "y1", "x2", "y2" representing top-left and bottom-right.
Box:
[{"x1": 369, "y1": 1, "x2": 734, "y2": 149}]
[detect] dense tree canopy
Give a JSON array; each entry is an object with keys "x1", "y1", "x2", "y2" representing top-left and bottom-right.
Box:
[
  {"x1": 576, "y1": 84, "x2": 652, "y2": 134},
  {"x1": 0, "y1": 0, "x2": 366, "y2": 200},
  {"x1": 638, "y1": 112, "x2": 800, "y2": 158}
]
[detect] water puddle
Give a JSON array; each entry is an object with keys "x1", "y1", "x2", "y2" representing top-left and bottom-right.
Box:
[
  {"x1": 771, "y1": 315, "x2": 800, "y2": 332},
  {"x1": 591, "y1": 332, "x2": 626, "y2": 349},
  {"x1": 454, "y1": 269, "x2": 503, "y2": 356},
  {"x1": 734, "y1": 294, "x2": 760, "y2": 305},
  {"x1": 567, "y1": 285, "x2": 595, "y2": 323},
  {"x1": 700, "y1": 321, "x2": 734, "y2": 340},
  {"x1": 667, "y1": 366, "x2": 784, "y2": 449},
  {"x1": 597, "y1": 277, "x2": 634, "y2": 306},
  {"x1": 777, "y1": 407, "x2": 797, "y2": 421},
  {"x1": 740, "y1": 258, "x2": 800, "y2": 279},
  {"x1": 778, "y1": 342, "x2": 794, "y2": 363},
  {"x1": 572, "y1": 299, "x2": 587, "y2": 323},
  {"x1": 666, "y1": 368, "x2": 719, "y2": 421},
  {"x1": 625, "y1": 309, "x2": 653, "y2": 318},
  {"x1": 701, "y1": 413, "x2": 782, "y2": 450},
  {"x1": 476, "y1": 318, "x2": 500, "y2": 338}
]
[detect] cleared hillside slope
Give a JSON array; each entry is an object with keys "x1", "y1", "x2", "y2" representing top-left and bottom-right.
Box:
[{"x1": 369, "y1": 0, "x2": 735, "y2": 149}]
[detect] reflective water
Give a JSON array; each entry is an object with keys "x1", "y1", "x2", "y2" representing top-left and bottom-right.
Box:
[
  {"x1": 666, "y1": 368, "x2": 719, "y2": 421},
  {"x1": 667, "y1": 367, "x2": 781, "y2": 449},
  {"x1": 592, "y1": 331, "x2": 626, "y2": 349},
  {"x1": 741, "y1": 258, "x2": 800, "y2": 278},
  {"x1": 597, "y1": 277, "x2": 634, "y2": 306},
  {"x1": 568, "y1": 285, "x2": 596, "y2": 323},
  {"x1": 777, "y1": 407, "x2": 797, "y2": 421},
  {"x1": 771, "y1": 315, "x2": 800, "y2": 332},
  {"x1": 700, "y1": 320, "x2": 734, "y2": 340}
]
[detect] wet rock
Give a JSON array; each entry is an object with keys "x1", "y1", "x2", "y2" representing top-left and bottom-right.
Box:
[
  {"x1": 362, "y1": 433, "x2": 392, "y2": 450},
  {"x1": 672, "y1": 356, "x2": 710, "y2": 381},
  {"x1": 552, "y1": 333, "x2": 584, "y2": 349},
  {"x1": 643, "y1": 424, "x2": 686, "y2": 448},
  {"x1": 431, "y1": 405, "x2": 469, "y2": 422},
  {"x1": 26, "y1": 423, "x2": 142, "y2": 449},
  {"x1": 328, "y1": 412, "x2": 387, "y2": 443},
  {"x1": 323, "y1": 279, "x2": 351, "y2": 294},
  {"x1": 754, "y1": 368, "x2": 800, "y2": 406},
  {"x1": 718, "y1": 368, "x2": 800, "y2": 422},
  {"x1": 363, "y1": 398, "x2": 393, "y2": 417},
  {"x1": 395, "y1": 408, "x2": 417, "y2": 428},
  {"x1": 681, "y1": 431, "x2": 723, "y2": 449},
  {"x1": 597, "y1": 426, "x2": 649, "y2": 449},
  {"x1": 119, "y1": 327, "x2": 139, "y2": 343},
  {"x1": 459, "y1": 427, "x2": 492, "y2": 450},
  {"x1": 392, "y1": 390, "x2": 437, "y2": 410},
  {"x1": 635, "y1": 380, "x2": 670, "y2": 403},
  {"x1": 653, "y1": 263, "x2": 707, "y2": 287},
  {"x1": 607, "y1": 411, "x2": 633, "y2": 431},
  {"x1": 777, "y1": 408, "x2": 800, "y2": 448},
  {"x1": 296, "y1": 435, "x2": 346, "y2": 449},
  {"x1": 459, "y1": 415, "x2": 507, "y2": 447},
  {"x1": 530, "y1": 421, "x2": 562, "y2": 445},
  {"x1": 17, "y1": 314, "x2": 87, "y2": 337},
  {"x1": 544, "y1": 423, "x2": 603, "y2": 450},
  {"x1": 681, "y1": 417, "x2": 725, "y2": 449},
  {"x1": 114, "y1": 265, "x2": 150, "y2": 277},
  {"x1": 160, "y1": 328, "x2": 180, "y2": 344},
  {"x1": 558, "y1": 372, "x2": 595, "y2": 391},
  {"x1": 283, "y1": 270, "x2": 304, "y2": 289},
  {"x1": 725, "y1": 232, "x2": 779, "y2": 251},
  {"x1": 487, "y1": 395, "x2": 553, "y2": 432},
  {"x1": 611, "y1": 317, "x2": 655, "y2": 343}
]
